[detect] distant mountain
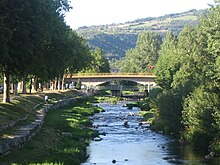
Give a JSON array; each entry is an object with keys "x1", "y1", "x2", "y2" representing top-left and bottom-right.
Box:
[{"x1": 76, "y1": 9, "x2": 205, "y2": 60}]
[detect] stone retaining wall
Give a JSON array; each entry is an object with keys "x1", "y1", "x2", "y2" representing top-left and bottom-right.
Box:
[{"x1": 0, "y1": 96, "x2": 84, "y2": 156}]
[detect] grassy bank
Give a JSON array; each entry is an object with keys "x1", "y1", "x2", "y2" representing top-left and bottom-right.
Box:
[
  {"x1": 0, "y1": 91, "x2": 103, "y2": 165},
  {"x1": 0, "y1": 90, "x2": 81, "y2": 132}
]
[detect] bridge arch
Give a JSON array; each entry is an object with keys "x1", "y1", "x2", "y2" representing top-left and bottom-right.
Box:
[{"x1": 93, "y1": 79, "x2": 148, "y2": 86}]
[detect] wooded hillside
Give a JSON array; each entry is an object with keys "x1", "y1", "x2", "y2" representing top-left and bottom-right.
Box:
[{"x1": 76, "y1": 9, "x2": 204, "y2": 60}]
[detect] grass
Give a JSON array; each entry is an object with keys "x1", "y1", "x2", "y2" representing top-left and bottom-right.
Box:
[
  {"x1": 138, "y1": 110, "x2": 156, "y2": 124},
  {"x1": 93, "y1": 95, "x2": 122, "y2": 104},
  {"x1": 0, "y1": 99, "x2": 103, "y2": 165},
  {"x1": 0, "y1": 95, "x2": 42, "y2": 135},
  {"x1": 0, "y1": 90, "x2": 81, "y2": 131}
]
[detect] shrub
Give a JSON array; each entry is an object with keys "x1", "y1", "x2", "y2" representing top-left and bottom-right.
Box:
[
  {"x1": 152, "y1": 91, "x2": 183, "y2": 134},
  {"x1": 182, "y1": 85, "x2": 220, "y2": 147}
]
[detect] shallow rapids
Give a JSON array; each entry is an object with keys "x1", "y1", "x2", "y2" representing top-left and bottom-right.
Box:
[{"x1": 81, "y1": 102, "x2": 219, "y2": 165}]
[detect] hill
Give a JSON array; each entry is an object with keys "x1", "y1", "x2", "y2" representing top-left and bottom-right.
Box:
[{"x1": 76, "y1": 9, "x2": 205, "y2": 60}]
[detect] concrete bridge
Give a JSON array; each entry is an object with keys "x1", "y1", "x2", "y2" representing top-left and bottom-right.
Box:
[{"x1": 64, "y1": 73, "x2": 156, "y2": 91}]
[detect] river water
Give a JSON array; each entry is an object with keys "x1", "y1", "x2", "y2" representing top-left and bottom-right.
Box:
[{"x1": 81, "y1": 102, "x2": 220, "y2": 165}]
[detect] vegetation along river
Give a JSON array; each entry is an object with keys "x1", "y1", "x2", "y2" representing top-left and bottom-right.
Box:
[{"x1": 81, "y1": 101, "x2": 220, "y2": 165}]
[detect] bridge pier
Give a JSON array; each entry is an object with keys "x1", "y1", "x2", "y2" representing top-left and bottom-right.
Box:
[
  {"x1": 111, "y1": 90, "x2": 122, "y2": 97},
  {"x1": 144, "y1": 89, "x2": 149, "y2": 97}
]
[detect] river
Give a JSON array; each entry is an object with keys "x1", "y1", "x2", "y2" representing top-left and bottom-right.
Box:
[{"x1": 81, "y1": 102, "x2": 220, "y2": 165}]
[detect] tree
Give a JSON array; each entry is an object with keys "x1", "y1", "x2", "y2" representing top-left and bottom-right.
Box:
[
  {"x1": 81, "y1": 48, "x2": 110, "y2": 73},
  {"x1": 119, "y1": 32, "x2": 162, "y2": 73},
  {"x1": 180, "y1": 0, "x2": 220, "y2": 149},
  {"x1": 154, "y1": 32, "x2": 177, "y2": 89},
  {"x1": 199, "y1": 0, "x2": 220, "y2": 81},
  {"x1": 65, "y1": 30, "x2": 92, "y2": 74},
  {"x1": 153, "y1": 1, "x2": 220, "y2": 151},
  {"x1": 182, "y1": 85, "x2": 219, "y2": 147},
  {"x1": 171, "y1": 26, "x2": 204, "y2": 97},
  {"x1": 0, "y1": 0, "x2": 37, "y2": 102}
]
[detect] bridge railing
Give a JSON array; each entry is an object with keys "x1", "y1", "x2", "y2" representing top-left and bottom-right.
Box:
[{"x1": 65, "y1": 72, "x2": 155, "y2": 78}]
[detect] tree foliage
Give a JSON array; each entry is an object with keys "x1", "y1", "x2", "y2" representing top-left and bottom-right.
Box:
[
  {"x1": 0, "y1": 0, "x2": 107, "y2": 102},
  {"x1": 81, "y1": 48, "x2": 110, "y2": 73},
  {"x1": 182, "y1": 85, "x2": 219, "y2": 147},
  {"x1": 154, "y1": 32, "x2": 177, "y2": 89},
  {"x1": 153, "y1": 0, "x2": 220, "y2": 153},
  {"x1": 118, "y1": 32, "x2": 162, "y2": 73}
]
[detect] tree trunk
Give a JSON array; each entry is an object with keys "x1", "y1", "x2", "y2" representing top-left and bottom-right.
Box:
[
  {"x1": 33, "y1": 77, "x2": 36, "y2": 91},
  {"x1": 62, "y1": 74, "x2": 65, "y2": 90},
  {"x1": 54, "y1": 78, "x2": 57, "y2": 90},
  {"x1": 22, "y1": 81, "x2": 27, "y2": 94},
  {"x1": 3, "y1": 69, "x2": 10, "y2": 103},
  {"x1": 57, "y1": 76, "x2": 61, "y2": 90},
  {"x1": 35, "y1": 81, "x2": 39, "y2": 92},
  {"x1": 29, "y1": 78, "x2": 33, "y2": 94},
  {"x1": 45, "y1": 82, "x2": 49, "y2": 90},
  {"x1": 50, "y1": 81, "x2": 55, "y2": 90},
  {"x1": 13, "y1": 83, "x2": 18, "y2": 95},
  {"x1": 40, "y1": 82, "x2": 44, "y2": 92}
]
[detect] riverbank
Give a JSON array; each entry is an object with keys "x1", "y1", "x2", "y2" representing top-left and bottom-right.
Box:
[
  {"x1": 0, "y1": 90, "x2": 103, "y2": 165},
  {"x1": 133, "y1": 98, "x2": 220, "y2": 160},
  {"x1": 0, "y1": 90, "x2": 81, "y2": 132}
]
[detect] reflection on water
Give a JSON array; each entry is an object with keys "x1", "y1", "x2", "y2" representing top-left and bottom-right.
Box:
[{"x1": 81, "y1": 102, "x2": 220, "y2": 165}]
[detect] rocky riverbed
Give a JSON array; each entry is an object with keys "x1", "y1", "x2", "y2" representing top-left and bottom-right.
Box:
[{"x1": 81, "y1": 102, "x2": 220, "y2": 165}]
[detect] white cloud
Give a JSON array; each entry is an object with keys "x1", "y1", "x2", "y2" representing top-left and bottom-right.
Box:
[{"x1": 65, "y1": 0, "x2": 214, "y2": 29}]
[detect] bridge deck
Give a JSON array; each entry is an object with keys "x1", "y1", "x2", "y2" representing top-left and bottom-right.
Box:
[{"x1": 65, "y1": 73, "x2": 156, "y2": 78}]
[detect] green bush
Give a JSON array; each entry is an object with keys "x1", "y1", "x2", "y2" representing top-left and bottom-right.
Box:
[
  {"x1": 152, "y1": 91, "x2": 183, "y2": 134},
  {"x1": 110, "y1": 96, "x2": 120, "y2": 104},
  {"x1": 151, "y1": 117, "x2": 171, "y2": 134},
  {"x1": 182, "y1": 85, "x2": 220, "y2": 148},
  {"x1": 149, "y1": 86, "x2": 162, "y2": 100},
  {"x1": 143, "y1": 110, "x2": 156, "y2": 123},
  {"x1": 210, "y1": 139, "x2": 220, "y2": 154},
  {"x1": 136, "y1": 99, "x2": 151, "y2": 111}
]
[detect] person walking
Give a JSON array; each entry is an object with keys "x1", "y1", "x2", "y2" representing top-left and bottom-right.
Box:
[{"x1": 45, "y1": 95, "x2": 48, "y2": 104}]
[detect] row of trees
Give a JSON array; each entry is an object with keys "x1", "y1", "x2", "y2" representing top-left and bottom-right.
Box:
[
  {"x1": 154, "y1": 1, "x2": 220, "y2": 152},
  {"x1": 0, "y1": 0, "x2": 109, "y2": 103}
]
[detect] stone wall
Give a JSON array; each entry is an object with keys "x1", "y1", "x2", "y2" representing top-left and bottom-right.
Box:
[{"x1": 0, "y1": 96, "x2": 83, "y2": 156}]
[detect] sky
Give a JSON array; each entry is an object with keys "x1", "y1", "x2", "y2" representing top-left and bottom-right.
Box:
[{"x1": 65, "y1": 0, "x2": 215, "y2": 29}]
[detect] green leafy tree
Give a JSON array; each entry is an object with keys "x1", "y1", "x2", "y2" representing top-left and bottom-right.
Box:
[
  {"x1": 65, "y1": 30, "x2": 92, "y2": 74},
  {"x1": 180, "y1": 0, "x2": 220, "y2": 149},
  {"x1": 154, "y1": 1, "x2": 220, "y2": 151},
  {"x1": 119, "y1": 32, "x2": 162, "y2": 73},
  {"x1": 182, "y1": 85, "x2": 219, "y2": 147},
  {"x1": 199, "y1": 0, "x2": 220, "y2": 81},
  {"x1": 171, "y1": 26, "x2": 204, "y2": 97},
  {"x1": 0, "y1": 0, "x2": 37, "y2": 102},
  {"x1": 152, "y1": 91, "x2": 183, "y2": 134},
  {"x1": 154, "y1": 32, "x2": 177, "y2": 89},
  {"x1": 81, "y1": 48, "x2": 110, "y2": 73}
]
